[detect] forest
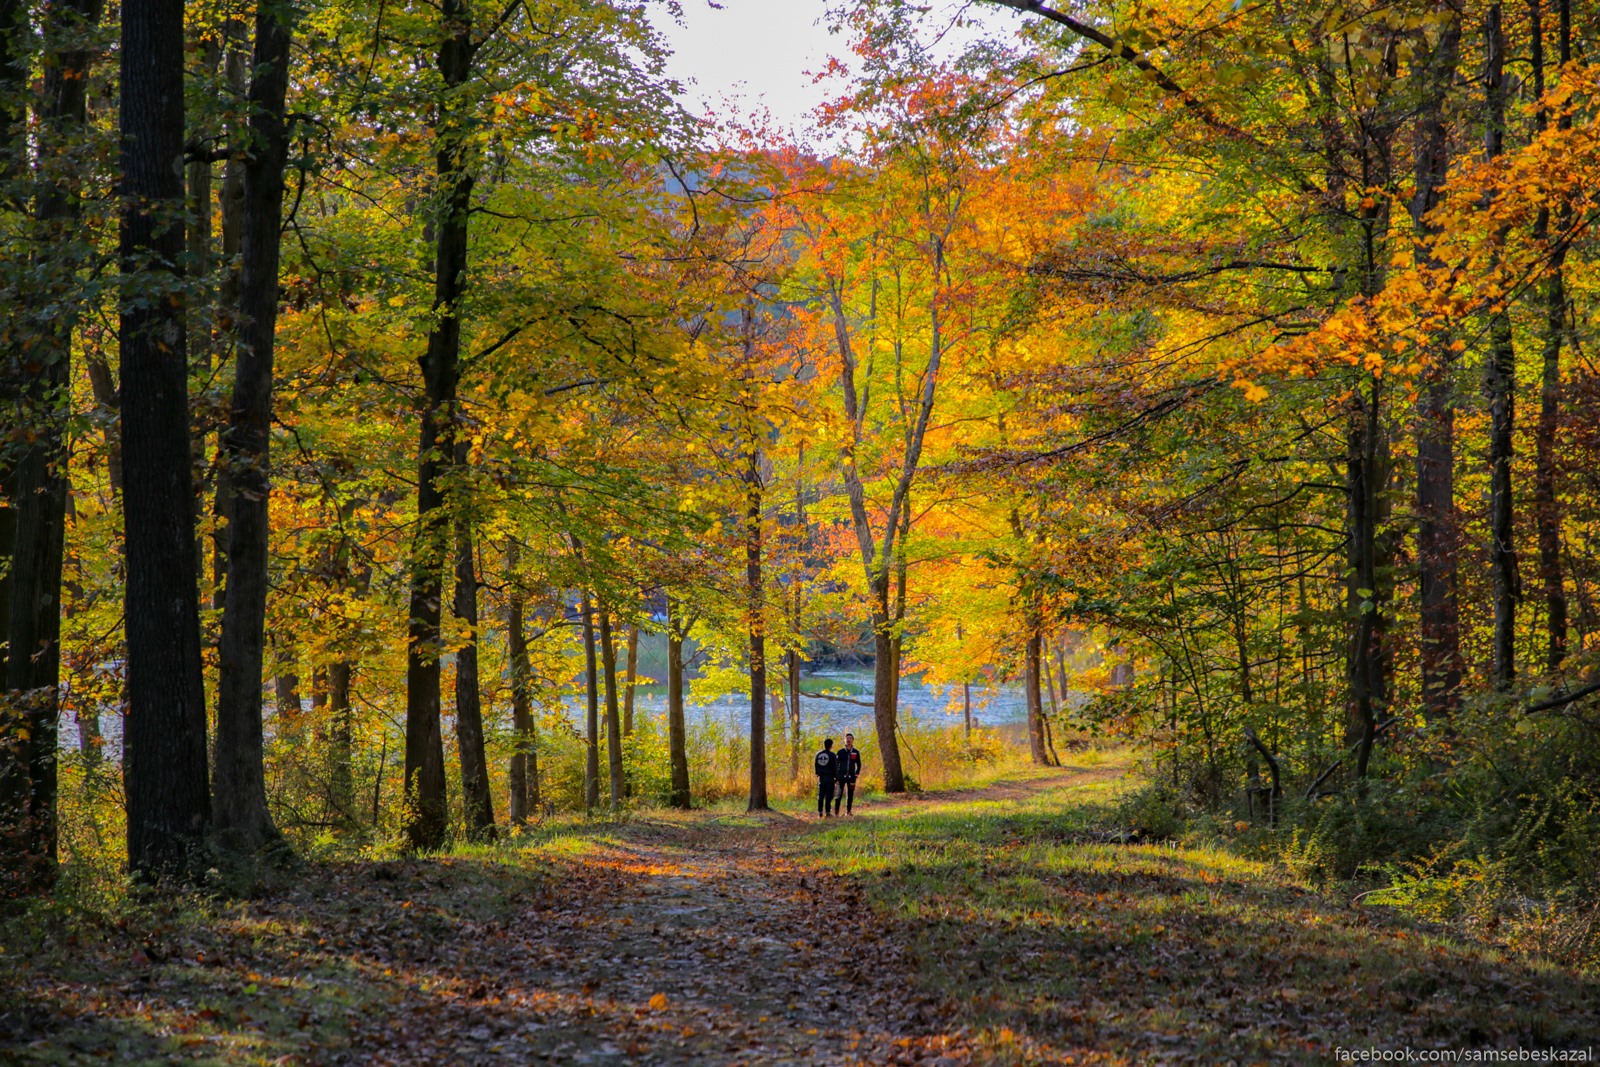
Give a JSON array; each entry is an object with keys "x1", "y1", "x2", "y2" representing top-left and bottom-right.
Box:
[{"x1": 2, "y1": 0, "x2": 1600, "y2": 1061}]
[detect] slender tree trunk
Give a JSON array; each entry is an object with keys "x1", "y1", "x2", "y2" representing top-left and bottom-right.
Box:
[
  {"x1": 120, "y1": 0, "x2": 211, "y2": 880},
  {"x1": 871, "y1": 594, "x2": 906, "y2": 791},
  {"x1": 746, "y1": 450, "x2": 768, "y2": 812},
  {"x1": 623, "y1": 623, "x2": 638, "y2": 736},
  {"x1": 326, "y1": 659, "x2": 354, "y2": 824},
  {"x1": 505, "y1": 543, "x2": 535, "y2": 825},
  {"x1": 1023, "y1": 620, "x2": 1049, "y2": 766},
  {"x1": 211, "y1": 22, "x2": 247, "y2": 606},
  {"x1": 453, "y1": 515, "x2": 495, "y2": 840},
  {"x1": 581, "y1": 593, "x2": 600, "y2": 813},
  {"x1": 403, "y1": 0, "x2": 472, "y2": 851},
  {"x1": 0, "y1": 0, "x2": 101, "y2": 892},
  {"x1": 962, "y1": 681, "x2": 972, "y2": 738},
  {"x1": 787, "y1": 650, "x2": 801, "y2": 782},
  {"x1": 1484, "y1": 3, "x2": 1519, "y2": 689},
  {"x1": 213, "y1": 0, "x2": 295, "y2": 858},
  {"x1": 1346, "y1": 380, "x2": 1390, "y2": 778},
  {"x1": 599, "y1": 610, "x2": 623, "y2": 812},
  {"x1": 666, "y1": 600, "x2": 690, "y2": 809},
  {"x1": 1410, "y1": 16, "x2": 1463, "y2": 719},
  {"x1": 1530, "y1": 0, "x2": 1571, "y2": 672}
]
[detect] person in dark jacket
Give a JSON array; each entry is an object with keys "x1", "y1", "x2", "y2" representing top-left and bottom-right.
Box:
[
  {"x1": 832, "y1": 732, "x2": 861, "y2": 815},
  {"x1": 813, "y1": 738, "x2": 837, "y2": 817}
]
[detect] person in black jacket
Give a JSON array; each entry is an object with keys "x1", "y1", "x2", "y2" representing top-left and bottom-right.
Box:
[
  {"x1": 833, "y1": 732, "x2": 861, "y2": 816},
  {"x1": 813, "y1": 738, "x2": 837, "y2": 817}
]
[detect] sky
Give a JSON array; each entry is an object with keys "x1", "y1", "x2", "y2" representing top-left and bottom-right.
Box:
[{"x1": 649, "y1": 0, "x2": 1010, "y2": 140}]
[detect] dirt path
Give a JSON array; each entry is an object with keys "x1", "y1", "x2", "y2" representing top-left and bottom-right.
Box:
[{"x1": 13, "y1": 778, "x2": 1075, "y2": 1066}]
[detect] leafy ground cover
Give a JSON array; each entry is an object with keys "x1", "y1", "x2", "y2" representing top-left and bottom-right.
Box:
[{"x1": 4, "y1": 757, "x2": 1597, "y2": 1065}]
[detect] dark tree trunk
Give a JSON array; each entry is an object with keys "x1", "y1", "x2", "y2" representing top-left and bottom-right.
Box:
[
  {"x1": 213, "y1": 0, "x2": 295, "y2": 858},
  {"x1": 211, "y1": 22, "x2": 247, "y2": 606},
  {"x1": 599, "y1": 610, "x2": 623, "y2": 812},
  {"x1": 0, "y1": 0, "x2": 102, "y2": 893},
  {"x1": 581, "y1": 593, "x2": 600, "y2": 812},
  {"x1": 787, "y1": 650, "x2": 801, "y2": 782},
  {"x1": 403, "y1": 0, "x2": 472, "y2": 851},
  {"x1": 273, "y1": 647, "x2": 301, "y2": 719},
  {"x1": 1530, "y1": 0, "x2": 1570, "y2": 672},
  {"x1": 1346, "y1": 381, "x2": 1391, "y2": 778},
  {"x1": 328, "y1": 659, "x2": 355, "y2": 825},
  {"x1": 746, "y1": 450, "x2": 768, "y2": 812},
  {"x1": 1024, "y1": 622, "x2": 1049, "y2": 766},
  {"x1": 453, "y1": 516, "x2": 494, "y2": 840},
  {"x1": 120, "y1": 0, "x2": 211, "y2": 881},
  {"x1": 1484, "y1": 3, "x2": 1519, "y2": 689},
  {"x1": 666, "y1": 600, "x2": 690, "y2": 810},
  {"x1": 1409, "y1": 16, "x2": 1463, "y2": 719},
  {"x1": 870, "y1": 599, "x2": 906, "y2": 792},
  {"x1": 622, "y1": 623, "x2": 638, "y2": 736},
  {"x1": 505, "y1": 542, "x2": 535, "y2": 825}
]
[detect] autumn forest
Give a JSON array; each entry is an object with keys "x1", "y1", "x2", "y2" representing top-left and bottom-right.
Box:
[{"x1": 3, "y1": 0, "x2": 1600, "y2": 1061}]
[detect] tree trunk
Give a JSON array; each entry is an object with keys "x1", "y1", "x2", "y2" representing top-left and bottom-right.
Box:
[
  {"x1": 403, "y1": 0, "x2": 472, "y2": 851},
  {"x1": 622, "y1": 623, "x2": 638, "y2": 736},
  {"x1": 1346, "y1": 380, "x2": 1391, "y2": 778},
  {"x1": 599, "y1": 609, "x2": 623, "y2": 812},
  {"x1": 327, "y1": 659, "x2": 354, "y2": 825},
  {"x1": 0, "y1": 0, "x2": 101, "y2": 893},
  {"x1": 1410, "y1": 15, "x2": 1463, "y2": 719},
  {"x1": 581, "y1": 593, "x2": 600, "y2": 813},
  {"x1": 746, "y1": 450, "x2": 768, "y2": 812},
  {"x1": 787, "y1": 650, "x2": 801, "y2": 782},
  {"x1": 505, "y1": 542, "x2": 535, "y2": 826},
  {"x1": 1024, "y1": 622, "x2": 1049, "y2": 766},
  {"x1": 120, "y1": 0, "x2": 211, "y2": 880},
  {"x1": 1484, "y1": 3, "x2": 1519, "y2": 689},
  {"x1": 211, "y1": 22, "x2": 247, "y2": 607},
  {"x1": 1530, "y1": 0, "x2": 1571, "y2": 672},
  {"x1": 453, "y1": 515, "x2": 495, "y2": 840},
  {"x1": 666, "y1": 600, "x2": 690, "y2": 809},
  {"x1": 213, "y1": 0, "x2": 295, "y2": 858},
  {"x1": 871, "y1": 598, "x2": 906, "y2": 792}
]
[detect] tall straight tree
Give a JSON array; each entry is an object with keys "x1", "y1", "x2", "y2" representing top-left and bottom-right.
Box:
[
  {"x1": 453, "y1": 513, "x2": 495, "y2": 839},
  {"x1": 1530, "y1": 0, "x2": 1571, "y2": 672},
  {"x1": 599, "y1": 609, "x2": 623, "y2": 811},
  {"x1": 746, "y1": 447, "x2": 769, "y2": 811},
  {"x1": 666, "y1": 597, "x2": 691, "y2": 809},
  {"x1": 1483, "y1": 3, "x2": 1519, "y2": 689},
  {"x1": 1, "y1": 0, "x2": 103, "y2": 892},
  {"x1": 404, "y1": 0, "x2": 473, "y2": 850},
  {"x1": 214, "y1": 0, "x2": 296, "y2": 857},
  {"x1": 1408, "y1": 15, "x2": 1463, "y2": 718},
  {"x1": 120, "y1": 0, "x2": 210, "y2": 879}
]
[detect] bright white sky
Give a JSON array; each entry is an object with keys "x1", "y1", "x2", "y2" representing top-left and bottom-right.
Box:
[{"x1": 650, "y1": 0, "x2": 1012, "y2": 142}]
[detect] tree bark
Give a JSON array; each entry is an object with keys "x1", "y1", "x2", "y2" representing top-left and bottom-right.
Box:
[
  {"x1": 213, "y1": 0, "x2": 295, "y2": 858},
  {"x1": 328, "y1": 659, "x2": 355, "y2": 825},
  {"x1": 581, "y1": 592, "x2": 600, "y2": 812},
  {"x1": 1530, "y1": 0, "x2": 1570, "y2": 672},
  {"x1": 622, "y1": 623, "x2": 638, "y2": 736},
  {"x1": 746, "y1": 449, "x2": 768, "y2": 811},
  {"x1": 1024, "y1": 620, "x2": 1049, "y2": 766},
  {"x1": 120, "y1": 0, "x2": 212, "y2": 880},
  {"x1": 1484, "y1": 3, "x2": 1520, "y2": 689},
  {"x1": 666, "y1": 599, "x2": 691, "y2": 809},
  {"x1": 403, "y1": 0, "x2": 472, "y2": 851},
  {"x1": 599, "y1": 609, "x2": 623, "y2": 812},
  {"x1": 787, "y1": 650, "x2": 801, "y2": 782},
  {"x1": 1, "y1": 0, "x2": 102, "y2": 892},
  {"x1": 453, "y1": 515, "x2": 495, "y2": 840},
  {"x1": 505, "y1": 542, "x2": 535, "y2": 825},
  {"x1": 1409, "y1": 15, "x2": 1463, "y2": 720}
]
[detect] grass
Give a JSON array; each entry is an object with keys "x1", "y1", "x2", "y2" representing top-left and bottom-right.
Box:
[{"x1": 790, "y1": 753, "x2": 1600, "y2": 1064}]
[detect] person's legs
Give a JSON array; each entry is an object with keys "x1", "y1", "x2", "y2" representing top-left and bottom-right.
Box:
[
  {"x1": 844, "y1": 780, "x2": 855, "y2": 814},
  {"x1": 832, "y1": 778, "x2": 842, "y2": 815},
  {"x1": 817, "y1": 780, "x2": 830, "y2": 817}
]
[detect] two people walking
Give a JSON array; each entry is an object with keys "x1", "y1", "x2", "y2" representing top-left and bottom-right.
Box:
[{"x1": 813, "y1": 733, "x2": 862, "y2": 817}]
